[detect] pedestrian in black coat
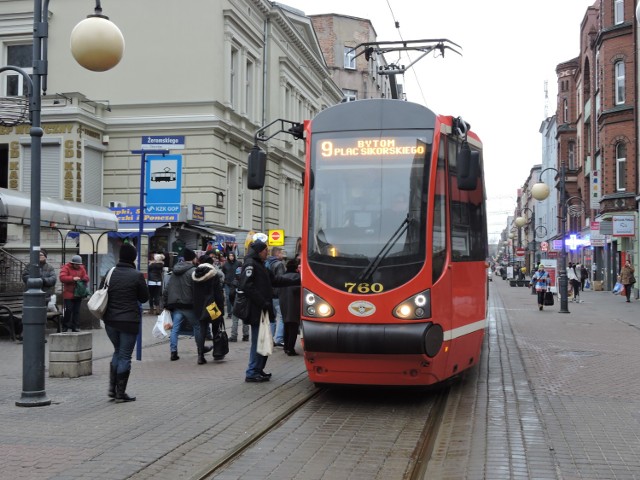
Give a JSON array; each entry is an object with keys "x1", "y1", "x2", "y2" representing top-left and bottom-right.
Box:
[
  {"x1": 192, "y1": 259, "x2": 225, "y2": 365},
  {"x1": 102, "y1": 243, "x2": 149, "y2": 403},
  {"x1": 237, "y1": 239, "x2": 299, "y2": 382},
  {"x1": 278, "y1": 258, "x2": 301, "y2": 356}
]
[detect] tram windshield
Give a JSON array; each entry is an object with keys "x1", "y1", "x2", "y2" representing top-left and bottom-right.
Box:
[{"x1": 307, "y1": 130, "x2": 431, "y2": 292}]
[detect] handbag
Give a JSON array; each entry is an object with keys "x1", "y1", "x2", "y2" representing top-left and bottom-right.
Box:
[
  {"x1": 543, "y1": 290, "x2": 554, "y2": 306},
  {"x1": 256, "y1": 310, "x2": 273, "y2": 356},
  {"x1": 232, "y1": 289, "x2": 250, "y2": 320},
  {"x1": 73, "y1": 280, "x2": 91, "y2": 298},
  {"x1": 212, "y1": 318, "x2": 229, "y2": 360},
  {"x1": 630, "y1": 275, "x2": 636, "y2": 285},
  {"x1": 87, "y1": 267, "x2": 115, "y2": 318},
  {"x1": 206, "y1": 301, "x2": 223, "y2": 321}
]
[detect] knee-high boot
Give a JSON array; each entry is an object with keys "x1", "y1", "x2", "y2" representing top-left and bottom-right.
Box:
[
  {"x1": 115, "y1": 371, "x2": 136, "y2": 403},
  {"x1": 108, "y1": 363, "x2": 117, "y2": 399}
]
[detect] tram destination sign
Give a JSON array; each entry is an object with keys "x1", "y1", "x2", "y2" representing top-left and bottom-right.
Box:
[{"x1": 319, "y1": 138, "x2": 427, "y2": 158}]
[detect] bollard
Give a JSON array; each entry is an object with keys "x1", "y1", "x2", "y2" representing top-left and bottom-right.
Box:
[{"x1": 49, "y1": 331, "x2": 92, "y2": 378}]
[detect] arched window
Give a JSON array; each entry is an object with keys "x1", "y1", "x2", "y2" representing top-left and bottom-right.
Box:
[
  {"x1": 616, "y1": 142, "x2": 626, "y2": 191},
  {"x1": 615, "y1": 61, "x2": 625, "y2": 105}
]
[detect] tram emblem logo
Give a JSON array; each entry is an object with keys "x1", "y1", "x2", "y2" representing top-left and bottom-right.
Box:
[{"x1": 348, "y1": 300, "x2": 376, "y2": 317}]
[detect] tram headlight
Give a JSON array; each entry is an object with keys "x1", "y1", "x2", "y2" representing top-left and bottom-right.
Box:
[
  {"x1": 303, "y1": 288, "x2": 334, "y2": 318},
  {"x1": 393, "y1": 289, "x2": 431, "y2": 320}
]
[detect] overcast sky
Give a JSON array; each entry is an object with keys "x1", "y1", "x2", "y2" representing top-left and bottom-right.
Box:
[{"x1": 279, "y1": 0, "x2": 596, "y2": 243}]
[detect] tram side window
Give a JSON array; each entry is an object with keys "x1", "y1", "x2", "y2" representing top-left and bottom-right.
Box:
[
  {"x1": 448, "y1": 140, "x2": 487, "y2": 262},
  {"x1": 432, "y1": 138, "x2": 447, "y2": 282}
]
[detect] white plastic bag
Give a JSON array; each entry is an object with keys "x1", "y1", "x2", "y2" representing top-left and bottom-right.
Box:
[
  {"x1": 152, "y1": 310, "x2": 172, "y2": 339},
  {"x1": 256, "y1": 310, "x2": 273, "y2": 356},
  {"x1": 47, "y1": 294, "x2": 57, "y2": 312}
]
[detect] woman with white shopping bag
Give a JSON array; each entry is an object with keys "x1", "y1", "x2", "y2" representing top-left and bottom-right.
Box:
[
  {"x1": 237, "y1": 238, "x2": 299, "y2": 382},
  {"x1": 102, "y1": 243, "x2": 149, "y2": 403}
]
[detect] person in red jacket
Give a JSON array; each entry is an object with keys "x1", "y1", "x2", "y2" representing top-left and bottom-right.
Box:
[{"x1": 59, "y1": 255, "x2": 90, "y2": 332}]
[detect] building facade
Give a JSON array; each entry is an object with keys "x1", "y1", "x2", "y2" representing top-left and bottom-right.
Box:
[
  {"x1": 0, "y1": 0, "x2": 344, "y2": 273},
  {"x1": 309, "y1": 13, "x2": 396, "y2": 101}
]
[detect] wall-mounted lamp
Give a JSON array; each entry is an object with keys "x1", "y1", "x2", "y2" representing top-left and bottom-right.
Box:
[{"x1": 215, "y1": 191, "x2": 225, "y2": 208}]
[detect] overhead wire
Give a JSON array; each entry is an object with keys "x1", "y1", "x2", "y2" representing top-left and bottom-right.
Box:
[{"x1": 384, "y1": 0, "x2": 427, "y2": 105}]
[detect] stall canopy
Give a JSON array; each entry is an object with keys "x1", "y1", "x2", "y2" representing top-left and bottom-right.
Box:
[{"x1": 0, "y1": 187, "x2": 118, "y2": 230}]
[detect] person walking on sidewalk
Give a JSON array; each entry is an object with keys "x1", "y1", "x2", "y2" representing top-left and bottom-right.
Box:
[
  {"x1": 147, "y1": 253, "x2": 164, "y2": 315},
  {"x1": 163, "y1": 248, "x2": 201, "y2": 361},
  {"x1": 265, "y1": 246, "x2": 287, "y2": 347},
  {"x1": 59, "y1": 255, "x2": 90, "y2": 332},
  {"x1": 530, "y1": 264, "x2": 550, "y2": 311},
  {"x1": 221, "y1": 252, "x2": 241, "y2": 317},
  {"x1": 619, "y1": 260, "x2": 635, "y2": 303},
  {"x1": 102, "y1": 243, "x2": 149, "y2": 403},
  {"x1": 192, "y1": 256, "x2": 225, "y2": 365},
  {"x1": 567, "y1": 263, "x2": 581, "y2": 303}
]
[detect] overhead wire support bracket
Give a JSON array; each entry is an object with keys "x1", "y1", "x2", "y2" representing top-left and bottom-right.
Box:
[{"x1": 254, "y1": 118, "x2": 304, "y2": 144}]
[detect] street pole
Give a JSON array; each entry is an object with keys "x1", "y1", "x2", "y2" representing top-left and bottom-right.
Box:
[
  {"x1": 532, "y1": 206, "x2": 536, "y2": 267},
  {"x1": 131, "y1": 149, "x2": 169, "y2": 361},
  {"x1": 558, "y1": 162, "x2": 570, "y2": 314},
  {"x1": 16, "y1": 0, "x2": 50, "y2": 407}
]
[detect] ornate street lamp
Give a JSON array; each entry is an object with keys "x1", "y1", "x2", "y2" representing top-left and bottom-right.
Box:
[
  {"x1": 531, "y1": 165, "x2": 570, "y2": 314},
  {"x1": 7, "y1": 0, "x2": 124, "y2": 407}
]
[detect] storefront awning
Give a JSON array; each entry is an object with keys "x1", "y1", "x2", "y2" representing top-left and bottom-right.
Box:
[
  {"x1": 0, "y1": 187, "x2": 118, "y2": 230},
  {"x1": 177, "y1": 223, "x2": 236, "y2": 243}
]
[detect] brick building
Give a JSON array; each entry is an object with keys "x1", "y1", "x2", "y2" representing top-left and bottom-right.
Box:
[{"x1": 551, "y1": 0, "x2": 637, "y2": 288}]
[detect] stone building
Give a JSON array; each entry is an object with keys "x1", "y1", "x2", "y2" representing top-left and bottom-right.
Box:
[{"x1": 0, "y1": 0, "x2": 344, "y2": 278}]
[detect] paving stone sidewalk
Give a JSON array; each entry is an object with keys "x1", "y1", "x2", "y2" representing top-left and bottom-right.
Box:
[{"x1": 428, "y1": 279, "x2": 640, "y2": 479}]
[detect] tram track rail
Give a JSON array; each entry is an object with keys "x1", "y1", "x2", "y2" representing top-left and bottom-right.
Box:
[
  {"x1": 188, "y1": 386, "x2": 324, "y2": 480},
  {"x1": 185, "y1": 383, "x2": 450, "y2": 480}
]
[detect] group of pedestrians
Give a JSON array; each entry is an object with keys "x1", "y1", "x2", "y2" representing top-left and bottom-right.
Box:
[{"x1": 13, "y1": 233, "x2": 305, "y2": 397}]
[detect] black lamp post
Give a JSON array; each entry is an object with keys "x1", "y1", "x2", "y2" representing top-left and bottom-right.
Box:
[
  {"x1": 10, "y1": 0, "x2": 124, "y2": 407},
  {"x1": 515, "y1": 206, "x2": 536, "y2": 274},
  {"x1": 531, "y1": 165, "x2": 570, "y2": 314}
]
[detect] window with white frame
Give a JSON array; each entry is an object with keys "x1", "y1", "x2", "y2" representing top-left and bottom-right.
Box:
[
  {"x1": 616, "y1": 142, "x2": 626, "y2": 191},
  {"x1": 614, "y1": 0, "x2": 624, "y2": 25},
  {"x1": 344, "y1": 46, "x2": 356, "y2": 70},
  {"x1": 6, "y1": 44, "x2": 32, "y2": 96},
  {"x1": 563, "y1": 98, "x2": 568, "y2": 123},
  {"x1": 230, "y1": 46, "x2": 238, "y2": 109},
  {"x1": 245, "y1": 58, "x2": 254, "y2": 119},
  {"x1": 615, "y1": 60, "x2": 625, "y2": 105},
  {"x1": 343, "y1": 89, "x2": 357, "y2": 102}
]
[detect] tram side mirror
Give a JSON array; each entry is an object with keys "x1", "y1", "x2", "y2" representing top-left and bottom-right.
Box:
[
  {"x1": 456, "y1": 143, "x2": 479, "y2": 191},
  {"x1": 247, "y1": 146, "x2": 266, "y2": 189}
]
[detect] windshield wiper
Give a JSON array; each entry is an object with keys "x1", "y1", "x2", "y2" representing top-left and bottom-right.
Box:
[{"x1": 357, "y1": 215, "x2": 410, "y2": 283}]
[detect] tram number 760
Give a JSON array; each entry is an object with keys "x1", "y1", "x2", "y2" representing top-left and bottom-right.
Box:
[{"x1": 344, "y1": 283, "x2": 384, "y2": 294}]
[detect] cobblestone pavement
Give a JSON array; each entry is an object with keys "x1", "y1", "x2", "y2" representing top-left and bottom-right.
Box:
[
  {"x1": 2, "y1": 280, "x2": 640, "y2": 479},
  {"x1": 428, "y1": 278, "x2": 640, "y2": 480}
]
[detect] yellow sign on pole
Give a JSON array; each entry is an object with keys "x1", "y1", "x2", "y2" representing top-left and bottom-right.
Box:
[{"x1": 268, "y1": 229, "x2": 285, "y2": 246}]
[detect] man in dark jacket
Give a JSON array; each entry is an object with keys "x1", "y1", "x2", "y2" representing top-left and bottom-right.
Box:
[
  {"x1": 221, "y1": 252, "x2": 241, "y2": 318},
  {"x1": 20, "y1": 249, "x2": 57, "y2": 341},
  {"x1": 238, "y1": 239, "x2": 300, "y2": 382},
  {"x1": 163, "y1": 248, "x2": 201, "y2": 361},
  {"x1": 102, "y1": 243, "x2": 149, "y2": 403}
]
